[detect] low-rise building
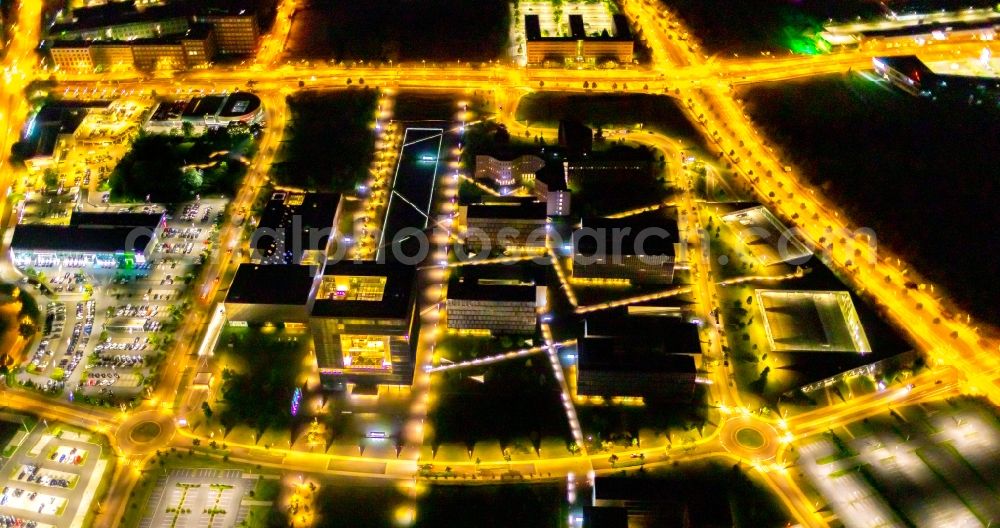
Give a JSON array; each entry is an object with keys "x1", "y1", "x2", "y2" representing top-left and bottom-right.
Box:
[
  {"x1": 572, "y1": 216, "x2": 680, "y2": 285},
  {"x1": 11, "y1": 211, "x2": 165, "y2": 269},
  {"x1": 446, "y1": 264, "x2": 547, "y2": 335},
  {"x1": 50, "y1": 24, "x2": 216, "y2": 71},
  {"x1": 873, "y1": 54, "x2": 1000, "y2": 102},
  {"x1": 474, "y1": 154, "x2": 545, "y2": 195},
  {"x1": 583, "y1": 309, "x2": 701, "y2": 356},
  {"x1": 524, "y1": 13, "x2": 634, "y2": 66},
  {"x1": 250, "y1": 191, "x2": 342, "y2": 266},
  {"x1": 736, "y1": 262, "x2": 915, "y2": 398},
  {"x1": 575, "y1": 308, "x2": 700, "y2": 401},
  {"x1": 144, "y1": 91, "x2": 264, "y2": 134},
  {"x1": 223, "y1": 264, "x2": 316, "y2": 325},
  {"x1": 16, "y1": 102, "x2": 109, "y2": 172},
  {"x1": 461, "y1": 200, "x2": 549, "y2": 253},
  {"x1": 220, "y1": 259, "x2": 422, "y2": 391},
  {"x1": 576, "y1": 339, "x2": 696, "y2": 401}
]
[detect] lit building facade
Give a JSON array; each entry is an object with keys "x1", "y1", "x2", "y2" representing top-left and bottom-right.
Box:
[
  {"x1": 461, "y1": 201, "x2": 549, "y2": 253},
  {"x1": 474, "y1": 154, "x2": 545, "y2": 194},
  {"x1": 524, "y1": 14, "x2": 634, "y2": 66},
  {"x1": 144, "y1": 91, "x2": 264, "y2": 134},
  {"x1": 194, "y1": 12, "x2": 259, "y2": 54},
  {"x1": 11, "y1": 212, "x2": 165, "y2": 269},
  {"x1": 50, "y1": 25, "x2": 215, "y2": 71},
  {"x1": 309, "y1": 262, "x2": 419, "y2": 390},
  {"x1": 446, "y1": 264, "x2": 547, "y2": 335},
  {"x1": 572, "y1": 216, "x2": 680, "y2": 285}
]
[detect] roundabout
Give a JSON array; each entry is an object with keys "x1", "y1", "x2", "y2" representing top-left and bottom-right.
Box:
[
  {"x1": 719, "y1": 416, "x2": 779, "y2": 462},
  {"x1": 116, "y1": 410, "x2": 176, "y2": 455},
  {"x1": 130, "y1": 421, "x2": 162, "y2": 443},
  {"x1": 735, "y1": 427, "x2": 766, "y2": 450}
]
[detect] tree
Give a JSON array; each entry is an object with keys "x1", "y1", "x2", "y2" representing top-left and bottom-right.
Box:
[
  {"x1": 201, "y1": 401, "x2": 213, "y2": 419},
  {"x1": 609, "y1": 454, "x2": 619, "y2": 467},
  {"x1": 42, "y1": 169, "x2": 59, "y2": 189},
  {"x1": 18, "y1": 322, "x2": 35, "y2": 338},
  {"x1": 181, "y1": 121, "x2": 194, "y2": 138}
]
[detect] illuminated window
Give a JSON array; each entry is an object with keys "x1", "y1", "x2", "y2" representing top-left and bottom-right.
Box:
[
  {"x1": 340, "y1": 335, "x2": 391, "y2": 371},
  {"x1": 317, "y1": 275, "x2": 387, "y2": 301}
]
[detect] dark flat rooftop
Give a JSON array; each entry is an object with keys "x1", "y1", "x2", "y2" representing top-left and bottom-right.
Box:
[
  {"x1": 876, "y1": 55, "x2": 934, "y2": 79},
  {"x1": 225, "y1": 264, "x2": 314, "y2": 306},
  {"x1": 182, "y1": 95, "x2": 226, "y2": 118},
  {"x1": 447, "y1": 263, "x2": 546, "y2": 302},
  {"x1": 11, "y1": 224, "x2": 153, "y2": 254},
  {"x1": 578, "y1": 339, "x2": 696, "y2": 374},
  {"x1": 253, "y1": 191, "x2": 340, "y2": 263},
  {"x1": 149, "y1": 100, "x2": 189, "y2": 122},
  {"x1": 582, "y1": 507, "x2": 628, "y2": 528},
  {"x1": 258, "y1": 192, "x2": 339, "y2": 232},
  {"x1": 575, "y1": 216, "x2": 679, "y2": 257},
  {"x1": 466, "y1": 201, "x2": 548, "y2": 220},
  {"x1": 585, "y1": 309, "x2": 701, "y2": 354}
]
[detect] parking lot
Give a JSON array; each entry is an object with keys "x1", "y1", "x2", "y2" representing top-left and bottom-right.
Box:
[
  {"x1": 16, "y1": 198, "x2": 228, "y2": 402},
  {"x1": 138, "y1": 469, "x2": 253, "y2": 528},
  {"x1": 799, "y1": 403, "x2": 1000, "y2": 528},
  {"x1": 0, "y1": 424, "x2": 107, "y2": 528}
]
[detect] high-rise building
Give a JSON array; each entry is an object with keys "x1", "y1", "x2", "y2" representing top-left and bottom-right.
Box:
[
  {"x1": 310, "y1": 262, "x2": 420, "y2": 390},
  {"x1": 194, "y1": 11, "x2": 259, "y2": 54}
]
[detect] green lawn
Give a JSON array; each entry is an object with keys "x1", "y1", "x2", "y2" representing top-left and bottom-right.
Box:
[
  {"x1": 427, "y1": 357, "x2": 572, "y2": 457},
  {"x1": 212, "y1": 327, "x2": 309, "y2": 439},
  {"x1": 271, "y1": 89, "x2": 378, "y2": 192},
  {"x1": 435, "y1": 333, "x2": 537, "y2": 364},
  {"x1": 415, "y1": 483, "x2": 566, "y2": 528},
  {"x1": 110, "y1": 129, "x2": 254, "y2": 202}
]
